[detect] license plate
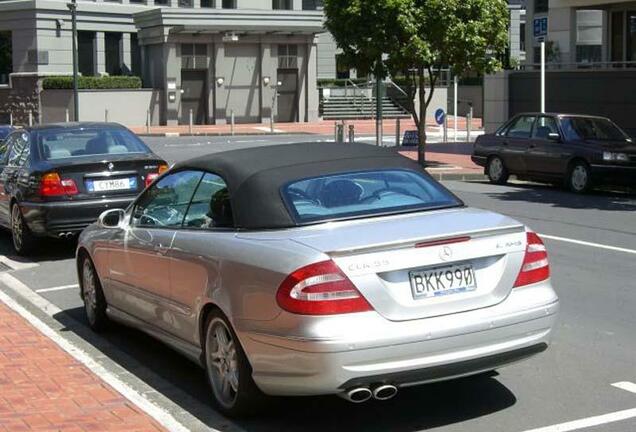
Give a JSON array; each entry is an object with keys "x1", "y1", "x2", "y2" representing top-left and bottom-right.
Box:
[
  {"x1": 87, "y1": 177, "x2": 137, "y2": 192},
  {"x1": 409, "y1": 264, "x2": 477, "y2": 299}
]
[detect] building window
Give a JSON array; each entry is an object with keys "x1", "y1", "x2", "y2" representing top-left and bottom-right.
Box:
[
  {"x1": 273, "y1": 0, "x2": 292, "y2": 9},
  {"x1": 222, "y1": 0, "x2": 236, "y2": 8},
  {"x1": 78, "y1": 31, "x2": 95, "y2": 76},
  {"x1": 278, "y1": 45, "x2": 298, "y2": 68},
  {"x1": 628, "y1": 12, "x2": 636, "y2": 62},
  {"x1": 302, "y1": 0, "x2": 323, "y2": 9},
  {"x1": 179, "y1": 0, "x2": 193, "y2": 7},
  {"x1": 182, "y1": 44, "x2": 207, "y2": 69},
  {"x1": 0, "y1": 31, "x2": 11, "y2": 85},
  {"x1": 520, "y1": 22, "x2": 526, "y2": 52},
  {"x1": 129, "y1": 0, "x2": 145, "y2": 3},
  {"x1": 535, "y1": 0, "x2": 548, "y2": 14},
  {"x1": 105, "y1": 32, "x2": 122, "y2": 75},
  {"x1": 154, "y1": 0, "x2": 169, "y2": 5},
  {"x1": 131, "y1": 33, "x2": 141, "y2": 77},
  {"x1": 201, "y1": 0, "x2": 213, "y2": 7},
  {"x1": 576, "y1": 10, "x2": 602, "y2": 63}
]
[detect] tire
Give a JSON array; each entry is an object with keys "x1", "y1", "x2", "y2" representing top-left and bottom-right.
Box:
[
  {"x1": 567, "y1": 161, "x2": 592, "y2": 193},
  {"x1": 80, "y1": 255, "x2": 109, "y2": 332},
  {"x1": 487, "y1": 156, "x2": 509, "y2": 185},
  {"x1": 11, "y1": 203, "x2": 37, "y2": 256},
  {"x1": 203, "y1": 311, "x2": 266, "y2": 417}
]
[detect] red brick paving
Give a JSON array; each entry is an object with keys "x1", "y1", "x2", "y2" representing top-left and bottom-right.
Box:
[{"x1": 0, "y1": 301, "x2": 166, "y2": 432}]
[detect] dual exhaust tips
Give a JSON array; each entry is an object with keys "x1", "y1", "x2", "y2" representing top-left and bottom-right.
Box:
[
  {"x1": 340, "y1": 384, "x2": 398, "y2": 403},
  {"x1": 58, "y1": 232, "x2": 75, "y2": 239}
]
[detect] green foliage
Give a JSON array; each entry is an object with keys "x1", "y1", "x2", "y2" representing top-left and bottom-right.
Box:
[
  {"x1": 317, "y1": 78, "x2": 369, "y2": 87},
  {"x1": 42, "y1": 76, "x2": 142, "y2": 90}
]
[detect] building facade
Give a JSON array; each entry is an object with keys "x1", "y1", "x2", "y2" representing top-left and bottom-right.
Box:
[{"x1": 0, "y1": 0, "x2": 329, "y2": 125}]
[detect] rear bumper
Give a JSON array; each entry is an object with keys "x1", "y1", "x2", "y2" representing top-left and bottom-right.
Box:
[
  {"x1": 238, "y1": 283, "x2": 559, "y2": 396},
  {"x1": 590, "y1": 164, "x2": 636, "y2": 186},
  {"x1": 20, "y1": 196, "x2": 135, "y2": 237}
]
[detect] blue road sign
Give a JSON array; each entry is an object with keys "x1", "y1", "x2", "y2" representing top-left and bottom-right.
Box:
[
  {"x1": 435, "y1": 108, "x2": 446, "y2": 125},
  {"x1": 533, "y1": 17, "x2": 548, "y2": 38}
]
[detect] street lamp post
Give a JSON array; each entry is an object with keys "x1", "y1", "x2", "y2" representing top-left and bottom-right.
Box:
[{"x1": 67, "y1": 0, "x2": 79, "y2": 121}]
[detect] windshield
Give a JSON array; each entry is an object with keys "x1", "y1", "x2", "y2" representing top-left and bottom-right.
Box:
[
  {"x1": 560, "y1": 117, "x2": 630, "y2": 142},
  {"x1": 282, "y1": 169, "x2": 461, "y2": 224},
  {"x1": 35, "y1": 127, "x2": 150, "y2": 160}
]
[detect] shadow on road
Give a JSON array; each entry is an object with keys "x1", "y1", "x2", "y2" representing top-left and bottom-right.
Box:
[
  {"x1": 0, "y1": 231, "x2": 76, "y2": 264},
  {"x1": 53, "y1": 307, "x2": 516, "y2": 432},
  {"x1": 485, "y1": 182, "x2": 636, "y2": 212}
]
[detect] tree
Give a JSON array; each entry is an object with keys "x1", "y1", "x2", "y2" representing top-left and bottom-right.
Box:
[{"x1": 324, "y1": 0, "x2": 509, "y2": 164}]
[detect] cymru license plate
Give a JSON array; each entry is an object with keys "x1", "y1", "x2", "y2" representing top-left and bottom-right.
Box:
[
  {"x1": 87, "y1": 177, "x2": 136, "y2": 192},
  {"x1": 409, "y1": 264, "x2": 477, "y2": 299}
]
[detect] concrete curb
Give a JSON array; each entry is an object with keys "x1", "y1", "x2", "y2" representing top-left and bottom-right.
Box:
[
  {"x1": 137, "y1": 131, "x2": 313, "y2": 138},
  {"x1": 429, "y1": 172, "x2": 487, "y2": 182}
]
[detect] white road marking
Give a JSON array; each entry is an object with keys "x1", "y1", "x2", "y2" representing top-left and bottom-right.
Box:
[
  {"x1": 0, "y1": 255, "x2": 38, "y2": 271},
  {"x1": 253, "y1": 126, "x2": 283, "y2": 133},
  {"x1": 539, "y1": 234, "x2": 636, "y2": 256},
  {"x1": 35, "y1": 284, "x2": 79, "y2": 293},
  {"x1": 613, "y1": 381, "x2": 636, "y2": 394},
  {"x1": 522, "y1": 407, "x2": 636, "y2": 432},
  {"x1": 0, "y1": 273, "x2": 236, "y2": 432}
]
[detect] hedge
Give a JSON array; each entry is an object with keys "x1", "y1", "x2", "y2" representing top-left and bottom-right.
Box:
[
  {"x1": 42, "y1": 76, "x2": 142, "y2": 90},
  {"x1": 317, "y1": 78, "x2": 369, "y2": 88}
]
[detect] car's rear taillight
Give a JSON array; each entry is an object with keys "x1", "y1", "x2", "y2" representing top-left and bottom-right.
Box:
[
  {"x1": 276, "y1": 260, "x2": 373, "y2": 315},
  {"x1": 514, "y1": 232, "x2": 550, "y2": 288},
  {"x1": 145, "y1": 164, "x2": 169, "y2": 188},
  {"x1": 39, "y1": 173, "x2": 78, "y2": 197}
]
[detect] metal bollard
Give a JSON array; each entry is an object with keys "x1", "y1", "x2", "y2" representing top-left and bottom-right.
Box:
[
  {"x1": 395, "y1": 118, "x2": 401, "y2": 147},
  {"x1": 334, "y1": 121, "x2": 338, "y2": 142},
  {"x1": 146, "y1": 110, "x2": 151, "y2": 134},
  {"x1": 348, "y1": 124, "x2": 355, "y2": 144},
  {"x1": 443, "y1": 116, "x2": 449, "y2": 143},
  {"x1": 29, "y1": 111, "x2": 33, "y2": 127},
  {"x1": 230, "y1": 110, "x2": 235, "y2": 136},
  {"x1": 65, "y1": 109, "x2": 70, "y2": 123},
  {"x1": 9, "y1": 112, "x2": 13, "y2": 126},
  {"x1": 467, "y1": 106, "x2": 473, "y2": 142},
  {"x1": 336, "y1": 123, "x2": 345, "y2": 144},
  {"x1": 189, "y1": 109, "x2": 193, "y2": 135},
  {"x1": 105, "y1": 109, "x2": 109, "y2": 123}
]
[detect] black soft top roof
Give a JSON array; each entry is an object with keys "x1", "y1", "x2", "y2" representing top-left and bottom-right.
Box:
[{"x1": 174, "y1": 142, "x2": 431, "y2": 229}]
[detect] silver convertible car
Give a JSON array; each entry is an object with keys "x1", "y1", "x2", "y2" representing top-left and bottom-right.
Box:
[{"x1": 76, "y1": 142, "x2": 559, "y2": 416}]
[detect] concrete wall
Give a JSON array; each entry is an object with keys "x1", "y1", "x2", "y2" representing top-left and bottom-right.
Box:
[
  {"x1": 448, "y1": 85, "x2": 483, "y2": 118},
  {"x1": 316, "y1": 32, "x2": 336, "y2": 79},
  {"x1": 40, "y1": 89, "x2": 162, "y2": 126},
  {"x1": 215, "y1": 43, "x2": 261, "y2": 123},
  {"x1": 483, "y1": 71, "x2": 510, "y2": 133}
]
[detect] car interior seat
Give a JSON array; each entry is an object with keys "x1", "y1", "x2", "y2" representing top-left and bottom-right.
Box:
[{"x1": 320, "y1": 179, "x2": 363, "y2": 208}]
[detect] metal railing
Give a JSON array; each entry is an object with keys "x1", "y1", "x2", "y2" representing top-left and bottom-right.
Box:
[{"x1": 518, "y1": 61, "x2": 636, "y2": 71}]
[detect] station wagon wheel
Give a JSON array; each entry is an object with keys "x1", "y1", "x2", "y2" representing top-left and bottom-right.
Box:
[
  {"x1": 11, "y1": 203, "x2": 36, "y2": 255},
  {"x1": 487, "y1": 156, "x2": 509, "y2": 185},
  {"x1": 204, "y1": 312, "x2": 265, "y2": 417},
  {"x1": 568, "y1": 161, "x2": 592, "y2": 193},
  {"x1": 81, "y1": 256, "x2": 109, "y2": 331}
]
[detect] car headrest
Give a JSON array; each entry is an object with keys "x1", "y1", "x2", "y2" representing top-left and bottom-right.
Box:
[{"x1": 320, "y1": 179, "x2": 363, "y2": 208}]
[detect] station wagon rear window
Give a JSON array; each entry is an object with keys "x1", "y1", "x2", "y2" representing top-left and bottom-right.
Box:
[
  {"x1": 282, "y1": 170, "x2": 461, "y2": 224},
  {"x1": 35, "y1": 128, "x2": 149, "y2": 160}
]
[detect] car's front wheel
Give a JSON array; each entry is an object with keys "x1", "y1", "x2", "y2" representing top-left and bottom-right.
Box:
[
  {"x1": 487, "y1": 156, "x2": 509, "y2": 185},
  {"x1": 204, "y1": 311, "x2": 265, "y2": 417},
  {"x1": 81, "y1": 256, "x2": 109, "y2": 331},
  {"x1": 567, "y1": 161, "x2": 592, "y2": 193},
  {"x1": 11, "y1": 203, "x2": 37, "y2": 256}
]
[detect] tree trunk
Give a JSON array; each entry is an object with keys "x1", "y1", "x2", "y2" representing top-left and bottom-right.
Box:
[{"x1": 417, "y1": 69, "x2": 427, "y2": 165}]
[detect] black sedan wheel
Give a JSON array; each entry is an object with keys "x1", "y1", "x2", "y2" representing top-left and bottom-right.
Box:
[
  {"x1": 568, "y1": 161, "x2": 592, "y2": 193},
  {"x1": 204, "y1": 311, "x2": 265, "y2": 417},
  {"x1": 81, "y1": 256, "x2": 109, "y2": 331},
  {"x1": 487, "y1": 156, "x2": 509, "y2": 185},
  {"x1": 11, "y1": 204, "x2": 37, "y2": 255}
]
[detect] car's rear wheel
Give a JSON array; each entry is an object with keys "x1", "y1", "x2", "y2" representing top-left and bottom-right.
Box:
[
  {"x1": 11, "y1": 204, "x2": 37, "y2": 256},
  {"x1": 204, "y1": 311, "x2": 265, "y2": 417},
  {"x1": 81, "y1": 256, "x2": 109, "y2": 331},
  {"x1": 487, "y1": 156, "x2": 509, "y2": 185},
  {"x1": 567, "y1": 161, "x2": 592, "y2": 193}
]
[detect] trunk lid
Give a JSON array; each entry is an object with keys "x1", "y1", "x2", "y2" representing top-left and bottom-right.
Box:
[{"x1": 239, "y1": 207, "x2": 527, "y2": 321}]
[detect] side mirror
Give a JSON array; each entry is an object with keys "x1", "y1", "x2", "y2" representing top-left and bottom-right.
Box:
[
  {"x1": 548, "y1": 132, "x2": 561, "y2": 141},
  {"x1": 97, "y1": 209, "x2": 125, "y2": 229}
]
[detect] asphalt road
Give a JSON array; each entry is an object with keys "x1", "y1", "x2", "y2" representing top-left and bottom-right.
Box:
[{"x1": 0, "y1": 135, "x2": 635, "y2": 432}]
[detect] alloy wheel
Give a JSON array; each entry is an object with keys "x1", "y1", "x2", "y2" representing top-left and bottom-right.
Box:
[
  {"x1": 206, "y1": 318, "x2": 240, "y2": 409},
  {"x1": 571, "y1": 165, "x2": 588, "y2": 192},
  {"x1": 82, "y1": 260, "x2": 98, "y2": 325},
  {"x1": 11, "y1": 205, "x2": 23, "y2": 252}
]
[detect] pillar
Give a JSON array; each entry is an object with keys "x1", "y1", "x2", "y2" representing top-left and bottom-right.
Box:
[
  {"x1": 94, "y1": 32, "x2": 105, "y2": 76},
  {"x1": 120, "y1": 33, "x2": 132, "y2": 74}
]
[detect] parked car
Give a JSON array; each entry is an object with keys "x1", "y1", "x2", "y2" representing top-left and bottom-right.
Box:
[
  {"x1": 0, "y1": 122, "x2": 167, "y2": 254},
  {"x1": 472, "y1": 113, "x2": 636, "y2": 192},
  {"x1": 77, "y1": 142, "x2": 559, "y2": 417},
  {"x1": 0, "y1": 125, "x2": 15, "y2": 145}
]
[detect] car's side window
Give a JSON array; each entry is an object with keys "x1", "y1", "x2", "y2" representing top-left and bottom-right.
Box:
[
  {"x1": 506, "y1": 116, "x2": 537, "y2": 139},
  {"x1": 132, "y1": 170, "x2": 204, "y2": 228},
  {"x1": 533, "y1": 116, "x2": 560, "y2": 140},
  {"x1": 183, "y1": 173, "x2": 234, "y2": 229}
]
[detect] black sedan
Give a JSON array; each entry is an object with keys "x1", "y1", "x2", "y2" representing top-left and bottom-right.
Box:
[
  {"x1": 0, "y1": 122, "x2": 167, "y2": 254},
  {"x1": 472, "y1": 113, "x2": 636, "y2": 193}
]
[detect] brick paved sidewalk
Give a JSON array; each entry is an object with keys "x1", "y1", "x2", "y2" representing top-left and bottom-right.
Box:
[{"x1": 0, "y1": 301, "x2": 165, "y2": 432}]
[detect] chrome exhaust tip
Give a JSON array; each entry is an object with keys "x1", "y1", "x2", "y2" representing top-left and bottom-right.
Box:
[
  {"x1": 372, "y1": 384, "x2": 398, "y2": 401},
  {"x1": 339, "y1": 387, "x2": 372, "y2": 403}
]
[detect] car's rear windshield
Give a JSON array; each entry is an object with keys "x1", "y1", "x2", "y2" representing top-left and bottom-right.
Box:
[
  {"x1": 34, "y1": 127, "x2": 150, "y2": 160},
  {"x1": 282, "y1": 169, "x2": 461, "y2": 224},
  {"x1": 561, "y1": 117, "x2": 631, "y2": 142}
]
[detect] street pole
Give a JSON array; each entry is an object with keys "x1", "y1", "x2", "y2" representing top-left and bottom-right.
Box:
[
  {"x1": 540, "y1": 41, "x2": 546, "y2": 114},
  {"x1": 375, "y1": 61, "x2": 383, "y2": 146},
  {"x1": 67, "y1": 0, "x2": 79, "y2": 122},
  {"x1": 453, "y1": 75, "x2": 458, "y2": 142}
]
